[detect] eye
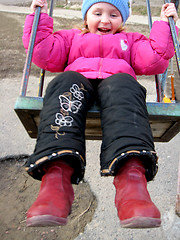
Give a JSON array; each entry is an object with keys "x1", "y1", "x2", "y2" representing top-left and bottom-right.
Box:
[
  {"x1": 111, "y1": 13, "x2": 118, "y2": 17},
  {"x1": 94, "y1": 12, "x2": 101, "y2": 16}
]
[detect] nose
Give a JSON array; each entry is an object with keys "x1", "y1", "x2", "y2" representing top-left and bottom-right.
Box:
[{"x1": 101, "y1": 14, "x2": 110, "y2": 24}]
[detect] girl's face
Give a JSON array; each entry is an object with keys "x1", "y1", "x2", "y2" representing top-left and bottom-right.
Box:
[{"x1": 85, "y1": 2, "x2": 123, "y2": 35}]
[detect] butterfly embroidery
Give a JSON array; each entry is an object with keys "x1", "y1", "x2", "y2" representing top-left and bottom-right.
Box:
[
  {"x1": 59, "y1": 95, "x2": 82, "y2": 113},
  {"x1": 70, "y1": 84, "x2": 84, "y2": 100},
  {"x1": 55, "y1": 113, "x2": 73, "y2": 126}
]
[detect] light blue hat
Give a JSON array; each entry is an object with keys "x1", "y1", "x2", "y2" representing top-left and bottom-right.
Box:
[{"x1": 81, "y1": 0, "x2": 131, "y2": 23}]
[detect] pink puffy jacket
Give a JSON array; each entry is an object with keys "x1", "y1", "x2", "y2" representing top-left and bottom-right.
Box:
[{"x1": 22, "y1": 13, "x2": 178, "y2": 80}]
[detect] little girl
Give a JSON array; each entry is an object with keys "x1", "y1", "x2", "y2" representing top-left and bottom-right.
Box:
[{"x1": 23, "y1": 0, "x2": 178, "y2": 228}]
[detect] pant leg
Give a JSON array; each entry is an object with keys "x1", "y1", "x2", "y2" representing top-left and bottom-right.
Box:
[
  {"x1": 26, "y1": 71, "x2": 95, "y2": 184},
  {"x1": 98, "y1": 73, "x2": 158, "y2": 181}
]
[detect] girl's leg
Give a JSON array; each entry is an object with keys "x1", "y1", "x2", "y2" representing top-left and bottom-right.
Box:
[
  {"x1": 26, "y1": 71, "x2": 95, "y2": 227},
  {"x1": 97, "y1": 73, "x2": 160, "y2": 228}
]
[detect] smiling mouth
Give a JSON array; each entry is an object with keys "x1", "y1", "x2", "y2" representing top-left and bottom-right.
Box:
[{"x1": 98, "y1": 28, "x2": 111, "y2": 33}]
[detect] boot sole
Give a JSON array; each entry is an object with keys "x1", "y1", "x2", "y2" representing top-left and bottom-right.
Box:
[
  {"x1": 120, "y1": 216, "x2": 161, "y2": 228},
  {"x1": 26, "y1": 215, "x2": 67, "y2": 227}
]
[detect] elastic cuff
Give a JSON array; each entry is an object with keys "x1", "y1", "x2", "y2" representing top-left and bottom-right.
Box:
[
  {"x1": 25, "y1": 150, "x2": 85, "y2": 184},
  {"x1": 100, "y1": 150, "x2": 158, "y2": 181}
]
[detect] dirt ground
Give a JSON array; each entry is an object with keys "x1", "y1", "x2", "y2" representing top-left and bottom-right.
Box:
[
  {"x1": 0, "y1": 155, "x2": 97, "y2": 240},
  {"x1": 0, "y1": 10, "x2": 180, "y2": 240}
]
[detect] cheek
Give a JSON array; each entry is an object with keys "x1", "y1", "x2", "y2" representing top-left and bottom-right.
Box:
[
  {"x1": 112, "y1": 21, "x2": 122, "y2": 31},
  {"x1": 87, "y1": 21, "x2": 97, "y2": 32}
]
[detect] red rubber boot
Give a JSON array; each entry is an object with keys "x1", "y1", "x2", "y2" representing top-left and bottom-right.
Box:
[
  {"x1": 113, "y1": 158, "x2": 161, "y2": 228},
  {"x1": 26, "y1": 161, "x2": 74, "y2": 227}
]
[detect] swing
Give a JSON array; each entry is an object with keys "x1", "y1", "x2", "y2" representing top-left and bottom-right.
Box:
[
  {"x1": 14, "y1": 0, "x2": 180, "y2": 142},
  {"x1": 14, "y1": 0, "x2": 180, "y2": 216}
]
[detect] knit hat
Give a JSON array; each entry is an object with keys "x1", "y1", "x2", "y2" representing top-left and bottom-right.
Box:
[{"x1": 81, "y1": 0, "x2": 131, "y2": 23}]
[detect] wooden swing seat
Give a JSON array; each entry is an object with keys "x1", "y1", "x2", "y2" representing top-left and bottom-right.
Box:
[{"x1": 14, "y1": 95, "x2": 180, "y2": 142}]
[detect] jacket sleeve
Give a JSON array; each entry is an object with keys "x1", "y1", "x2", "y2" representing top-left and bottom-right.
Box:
[
  {"x1": 130, "y1": 21, "x2": 178, "y2": 75},
  {"x1": 22, "y1": 13, "x2": 75, "y2": 72}
]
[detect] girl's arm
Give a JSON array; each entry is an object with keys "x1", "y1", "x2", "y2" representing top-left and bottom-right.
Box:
[
  {"x1": 131, "y1": 3, "x2": 178, "y2": 76},
  {"x1": 22, "y1": 0, "x2": 72, "y2": 72}
]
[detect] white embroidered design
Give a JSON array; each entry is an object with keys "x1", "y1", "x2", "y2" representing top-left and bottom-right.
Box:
[
  {"x1": 52, "y1": 83, "x2": 85, "y2": 138},
  {"x1": 70, "y1": 84, "x2": 84, "y2": 100},
  {"x1": 120, "y1": 39, "x2": 128, "y2": 51},
  {"x1": 59, "y1": 95, "x2": 82, "y2": 113},
  {"x1": 55, "y1": 113, "x2": 73, "y2": 126}
]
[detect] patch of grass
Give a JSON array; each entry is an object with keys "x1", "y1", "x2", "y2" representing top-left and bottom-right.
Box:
[
  {"x1": 56, "y1": 3, "x2": 81, "y2": 11},
  {"x1": 56, "y1": 4, "x2": 66, "y2": 8},
  {"x1": 132, "y1": 6, "x2": 161, "y2": 16}
]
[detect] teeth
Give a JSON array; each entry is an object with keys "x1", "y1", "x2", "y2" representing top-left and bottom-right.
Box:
[{"x1": 99, "y1": 28, "x2": 110, "y2": 32}]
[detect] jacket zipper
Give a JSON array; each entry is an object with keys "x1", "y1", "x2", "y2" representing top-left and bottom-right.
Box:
[{"x1": 98, "y1": 36, "x2": 103, "y2": 79}]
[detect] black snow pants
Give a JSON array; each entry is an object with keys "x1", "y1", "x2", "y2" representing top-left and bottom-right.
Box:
[{"x1": 25, "y1": 71, "x2": 158, "y2": 184}]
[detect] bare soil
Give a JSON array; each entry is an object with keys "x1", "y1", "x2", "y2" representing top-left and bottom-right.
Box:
[
  {"x1": 0, "y1": 9, "x2": 180, "y2": 240},
  {"x1": 0, "y1": 155, "x2": 97, "y2": 240}
]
